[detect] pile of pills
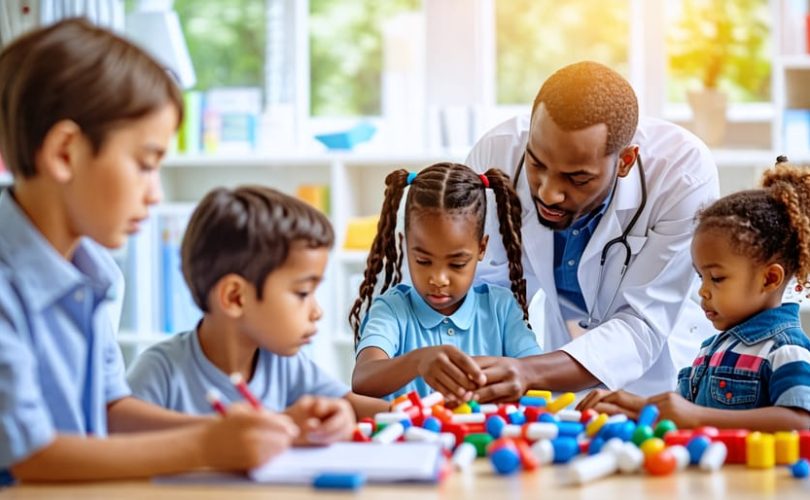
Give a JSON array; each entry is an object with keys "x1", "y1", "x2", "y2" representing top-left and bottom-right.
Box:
[{"x1": 350, "y1": 390, "x2": 810, "y2": 485}]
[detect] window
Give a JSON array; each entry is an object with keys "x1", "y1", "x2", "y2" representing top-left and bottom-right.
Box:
[
  {"x1": 666, "y1": 0, "x2": 771, "y2": 104},
  {"x1": 495, "y1": 0, "x2": 630, "y2": 105},
  {"x1": 309, "y1": 0, "x2": 420, "y2": 117},
  {"x1": 173, "y1": 0, "x2": 266, "y2": 91}
]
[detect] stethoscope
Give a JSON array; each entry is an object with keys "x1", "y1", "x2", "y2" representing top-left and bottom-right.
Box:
[{"x1": 513, "y1": 150, "x2": 648, "y2": 329}]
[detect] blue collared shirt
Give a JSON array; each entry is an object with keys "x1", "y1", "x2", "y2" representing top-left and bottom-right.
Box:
[
  {"x1": 0, "y1": 191, "x2": 130, "y2": 480},
  {"x1": 356, "y1": 283, "x2": 542, "y2": 399},
  {"x1": 127, "y1": 329, "x2": 349, "y2": 413},
  {"x1": 677, "y1": 303, "x2": 810, "y2": 412},
  {"x1": 553, "y1": 190, "x2": 614, "y2": 318}
]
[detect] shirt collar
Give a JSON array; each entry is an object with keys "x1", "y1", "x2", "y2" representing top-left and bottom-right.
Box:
[
  {"x1": 725, "y1": 303, "x2": 802, "y2": 345},
  {"x1": 407, "y1": 285, "x2": 477, "y2": 330},
  {"x1": 0, "y1": 190, "x2": 115, "y2": 312},
  {"x1": 567, "y1": 185, "x2": 615, "y2": 232}
]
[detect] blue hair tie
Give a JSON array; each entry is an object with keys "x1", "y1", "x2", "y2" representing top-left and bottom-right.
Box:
[{"x1": 406, "y1": 172, "x2": 417, "y2": 185}]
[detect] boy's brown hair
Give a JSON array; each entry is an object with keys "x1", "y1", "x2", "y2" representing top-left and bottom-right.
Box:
[
  {"x1": 182, "y1": 186, "x2": 335, "y2": 312},
  {"x1": 0, "y1": 18, "x2": 183, "y2": 178}
]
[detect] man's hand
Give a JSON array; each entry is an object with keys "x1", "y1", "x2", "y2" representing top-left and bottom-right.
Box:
[
  {"x1": 203, "y1": 403, "x2": 298, "y2": 470},
  {"x1": 416, "y1": 345, "x2": 486, "y2": 405},
  {"x1": 576, "y1": 389, "x2": 646, "y2": 419},
  {"x1": 471, "y1": 356, "x2": 527, "y2": 403},
  {"x1": 285, "y1": 396, "x2": 355, "y2": 446}
]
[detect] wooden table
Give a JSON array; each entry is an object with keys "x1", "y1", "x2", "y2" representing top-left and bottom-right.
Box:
[{"x1": 2, "y1": 460, "x2": 809, "y2": 499}]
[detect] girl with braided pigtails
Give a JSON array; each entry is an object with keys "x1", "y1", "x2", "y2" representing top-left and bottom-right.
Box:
[
  {"x1": 350, "y1": 162, "x2": 541, "y2": 403},
  {"x1": 579, "y1": 162, "x2": 810, "y2": 432}
]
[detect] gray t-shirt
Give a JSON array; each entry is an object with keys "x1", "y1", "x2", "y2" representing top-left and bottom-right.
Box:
[{"x1": 127, "y1": 330, "x2": 348, "y2": 414}]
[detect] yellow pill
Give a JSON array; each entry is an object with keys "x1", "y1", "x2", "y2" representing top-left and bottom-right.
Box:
[
  {"x1": 640, "y1": 437, "x2": 666, "y2": 457},
  {"x1": 774, "y1": 431, "x2": 799, "y2": 465},
  {"x1": 547, "y1": 392, "x2": 575, "y2": 413},
  {"x1": 453, "y1": 403, "x2": 472, "y2": 414},
  {"x1": 525, "y1": 390, "x2": 552, "y2": 401},
  {"x1": 586, "y1": 413, "x2": 608, "y2": 437}
]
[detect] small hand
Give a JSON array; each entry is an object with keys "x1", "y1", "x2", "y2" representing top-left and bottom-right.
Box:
[
  {"x1": 646, "y1": 391, "x2": 704, "y2": 429},
  {"x1": 285, "y1": 396, "x2": 355, "y2": 446},
  {"x1": 204, "y1": 403, "x2": 298, "y2": 470},
  {"x1": 577, "y1": 389, "x2": 646, "y2": 419},
  {"x1": 416, "y1": 345, "x2": 486, "y2": 405}
]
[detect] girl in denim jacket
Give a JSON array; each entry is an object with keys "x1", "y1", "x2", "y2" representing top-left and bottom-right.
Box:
[{"x1": 579, "y1": 162, "x2": 810, "y2": 432}]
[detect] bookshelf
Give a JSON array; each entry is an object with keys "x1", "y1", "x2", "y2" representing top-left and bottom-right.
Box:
[{"x1": 773, "y1": 1, "x2": 810, "y2": 163}]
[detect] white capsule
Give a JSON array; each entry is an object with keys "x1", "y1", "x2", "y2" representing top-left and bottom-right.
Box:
[
  {"x1": 478, "y1": 404, "x2": 499, "y2": 414},
  {"x1": 557, "y1": 409, "x2": 582, "y2": 422},
  {"x1": 602, "y1": 437, "x2": 625, "y2": 456},
  {"x1": 523, "y1": 422, "x2": 559, "y2": 441},
  {"x1": 564, "y1": 451, "x2": 619, "y2": 485},
  {"x1": 374, "y1": 412, "x2": 410, "y2": 425},
  {"x1": 606, "y1": 414, "x2": 628, "y2": 424},
  {"x1": 699, "y1": 442, "x2": 727, "y2": 472},
  {"x1": 372, "y1": 422, "x2": 404, "y2": 444},
  {"x1": 501, "y1": 424, "x2": 522, "y2": 439},
  {"x1": 420, "y1": 392, "x2": 444, "y2": 408},
  {"x1": 451, "y1": 442, "x2": 477, "y2": 470},
  {"x1": 668, "y1": 445, "x2": 690, "y2": 471},
  {"x1": 617, "y1": 442, "x2": 644, "y2": 473},
  {"x1": 439, "y1": 432, "x2": 456, "y2": 451},
  {"x1": 357, "y1": 421, "x2": 373, "y2": 438},
  {"x1": 530, "y1": 439, "x2": 555, "y2": 465},
  {"x1": 404, "y1": 426, "x2": 441, "y2": 443},
  {"x1": 451, "y1": 413, "x2": 486, "y2": 424}
]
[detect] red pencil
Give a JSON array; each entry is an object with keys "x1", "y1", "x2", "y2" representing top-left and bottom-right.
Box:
[
  {"x1": 230, "y1": 373, "x2": 261, "y2": 410},
  {"x1": 206, "y1": 388, "x2": 227, "y2": 416}
]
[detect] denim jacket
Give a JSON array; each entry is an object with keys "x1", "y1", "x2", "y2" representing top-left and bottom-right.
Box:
[{"x1": 677, "y1": 303, "x2": 810, "y2": 412}]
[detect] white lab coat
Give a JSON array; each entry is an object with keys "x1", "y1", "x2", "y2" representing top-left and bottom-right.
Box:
[{"x1": 466, "y1": 115, "x2": 720, "y2": 396}]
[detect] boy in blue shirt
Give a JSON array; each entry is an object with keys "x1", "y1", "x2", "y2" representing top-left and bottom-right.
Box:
[
  {"x1": 128, "y1": 186, "x2": 388, "y2": 442},
  {"x1": 0, "y1": 19, "x2": 297, "y2": 483}
]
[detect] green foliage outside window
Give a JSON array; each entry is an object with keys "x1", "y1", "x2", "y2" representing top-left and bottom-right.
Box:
[
  {"x1": 495, "y1": 0, "x2": 629, "y2": 105},
  {"x1": 667, "y1": 0, "x2": 771, "y2": 103},
  {"x1": 172, "y1": 0, "x2": 266, "y2": 91},
  {"x1": 309, "y1": 0, "x2": 420, "y2": 116}
]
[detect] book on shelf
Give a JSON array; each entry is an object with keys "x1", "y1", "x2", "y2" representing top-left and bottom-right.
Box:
[
  {"x1": 116, "y1": 206, "x2": 201, "y2": 340},
  {"x1": 202, "y1": 87, "x2": 262, "y2": 154}
]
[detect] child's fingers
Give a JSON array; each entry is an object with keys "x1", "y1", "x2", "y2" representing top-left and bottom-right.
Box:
[
  {"x1": 601, "y1": 390, "x2": 646, "y2": 412},
  {"x1": 308, "y1": 409, "x2": 352, "y2": 444},
  {"x1": 446, "y1": 350, "x2": 486, "y2": 386},
  {"x1": 437, "y1": 359, "x2": 478, "y2": 394},
  {"x1": 424, "y1": 376, "x2": 459, "y2": 404}
]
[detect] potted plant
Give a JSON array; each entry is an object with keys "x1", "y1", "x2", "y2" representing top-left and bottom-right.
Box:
[{"x1": 668, "y1": 0, "x2": 770, "y2": 146}]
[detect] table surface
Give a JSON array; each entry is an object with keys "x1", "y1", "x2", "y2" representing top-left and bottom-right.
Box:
[{"x1": 2, "y1": 459, "x2": 810, "y2": 500}]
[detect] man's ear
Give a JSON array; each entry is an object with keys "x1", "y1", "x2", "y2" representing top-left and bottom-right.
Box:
[
  {"x1": 617, "y1": 145, "x2": 639, "y2": 178},
  {"x1": 762, "y1": 263, "x2": 785, "y2": 292},
  {"x1": 478, "y1": 234, "x2": 489, "y2": 261},
  {"x1": 212, "y1": 274, "x2": 250, "y2": 318},
  {"x1": 36, "y1": 120, "x2": 83, "y2": 183}
]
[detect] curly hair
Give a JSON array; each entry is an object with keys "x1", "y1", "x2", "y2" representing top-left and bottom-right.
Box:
[
  {"x1": 348, "y1": 162, "x2": 527, "y2": 343},
  {"x1": 532, "y1": 61, "x2": 638, "y2": 156},
  {"x1": 696, "y1": 163, "x2": 810, "y2": 285}
]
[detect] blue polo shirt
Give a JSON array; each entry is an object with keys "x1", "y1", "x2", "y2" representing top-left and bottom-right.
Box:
[
  {"x1": 356, "y1": 283, "x2": 541, "y2": 399},
  {"x1": 677, "y1": 303, "x2": 810, "y2": 412},
  {"x1": 0, "y1": 191, "x2": 130, "y2": 482},
  {"x1": 127, "y1": 329, "x2": 349, "y2": 414},
  {"x1": 553, "y1": 190, "x2": 613, "y2": 319}
]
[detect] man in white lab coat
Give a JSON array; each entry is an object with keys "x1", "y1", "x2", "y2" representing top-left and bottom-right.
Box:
[{"x1": 466, "y1": 61, "x2": 719, "y2": 401}]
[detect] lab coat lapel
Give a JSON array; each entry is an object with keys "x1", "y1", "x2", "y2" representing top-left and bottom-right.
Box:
[{"x1": 579, "y1": 166, "x2": 643, "y2": 313}]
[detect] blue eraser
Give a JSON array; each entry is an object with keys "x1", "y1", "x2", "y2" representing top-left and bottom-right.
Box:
[{"x1": 313, "y1": 472, "x2": 367, "y2": 490}]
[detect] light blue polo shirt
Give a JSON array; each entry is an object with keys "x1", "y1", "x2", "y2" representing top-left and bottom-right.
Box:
[
  {"x1": 0, "y1": 190, "x2": 130, "y2": 481},
  {"x1": 356, "y1": 283, "x2": 541, "y2": 399},
  {"x1": 127, "y1": 329, "x2": 349, "y2": 414}
]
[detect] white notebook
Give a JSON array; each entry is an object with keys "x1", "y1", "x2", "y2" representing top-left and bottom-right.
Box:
[{"x1": 248, "y1": 442, "x2": 444, "y2": 484}]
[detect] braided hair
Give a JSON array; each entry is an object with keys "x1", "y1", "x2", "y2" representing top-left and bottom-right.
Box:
[
  {"x1": 696, "y1": 162, "x2": 810, "y2": 286},
  {"x1": 349, "y1": 162, "x2": 526, "y2": 343}
]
